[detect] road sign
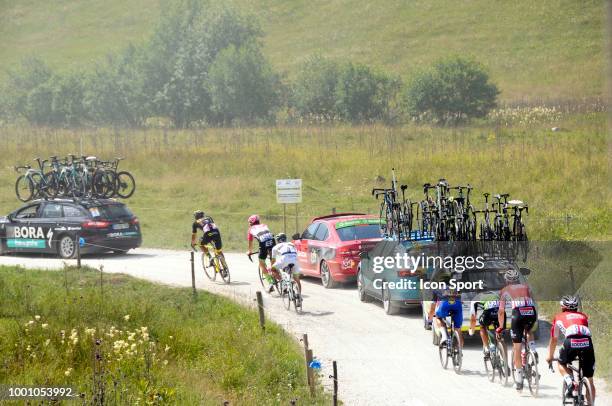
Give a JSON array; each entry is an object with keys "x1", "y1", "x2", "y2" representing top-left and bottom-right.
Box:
[{"x1": 276, "y1": 179, "x2": 302, "y2": 204}]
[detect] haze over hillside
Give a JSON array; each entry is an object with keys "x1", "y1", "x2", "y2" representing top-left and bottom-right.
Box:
[{"x1": 0, "y1": 0, "x2": 605, "y2": 102}]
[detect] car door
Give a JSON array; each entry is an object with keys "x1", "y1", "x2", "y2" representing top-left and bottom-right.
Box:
[
  {"x1": 295, "y1": 222, "x2": 320, "y2": 275},
  {"x1": 36, "y1": 202, "x2": 65, "y2": 252},
  {"x1": 308, "y1": 223, "x2": 330, "y2": 275},
  {"x1": 5, "y1": 203, "x2": 43, "y2": 253}
]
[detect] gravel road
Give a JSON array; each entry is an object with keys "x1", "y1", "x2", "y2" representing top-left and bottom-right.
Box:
[{"x1": 0, "y1": 249, "x2": 608, "y2": 406}]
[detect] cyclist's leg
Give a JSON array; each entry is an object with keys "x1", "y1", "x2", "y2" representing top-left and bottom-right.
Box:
[
  {"x1": 510, "y1": 309, "x2": 524, "y2": 370},
  {"x1": 557, "y1": 338, "x2": 576, "y2": 396},
  {"x1": 582, "y1": 337, "x2": 596, "y2": 404},
  {"x1": 435, "y1": 302, "x2": 450, "y2": 343},
  {"x1": 212, "y1": 232, "x2": 228, "y2": 269},
  {"x1": 451, "y1": 302, "x2": 464, "y2": 348},
  {"x1": 291, "y1": 262, "x2": 302, "y2": 295}
]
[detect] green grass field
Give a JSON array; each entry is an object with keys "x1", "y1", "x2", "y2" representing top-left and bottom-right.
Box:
[
  {"x1": 0, "y1": 0, "x2": 605, "y2": 102},
  {"x1": 0, "y1": 265, "x2": 330, "y2": 404},
  {"x1": 0, "y1": 114, "x2": 609, "y2": 251}
]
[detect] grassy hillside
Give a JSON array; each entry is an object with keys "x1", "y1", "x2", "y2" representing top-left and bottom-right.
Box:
[
  {"x1": 0, "y1": 0, "x2": 605, "y2": 102},
  {"x1": 0, "y1": 265, "x2": 329, "y2": 404}
]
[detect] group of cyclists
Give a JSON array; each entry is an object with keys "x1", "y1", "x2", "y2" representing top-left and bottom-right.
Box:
[
  {"x1": 191, "y1": 210, "x2": 597, "y2": 405},
  {"x1": 427, "y1": 268, "x2": 597, "y2": 403},
  {"x1": 190, "y1": 211, "x2": 302, "y2": 300}
]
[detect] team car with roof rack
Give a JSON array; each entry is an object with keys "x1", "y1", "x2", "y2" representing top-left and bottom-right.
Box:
[{"x1": 0, "y1": 198, "x2": 141, "y2": 258}]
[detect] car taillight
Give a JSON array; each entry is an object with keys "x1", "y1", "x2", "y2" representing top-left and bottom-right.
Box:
[
  {"x1": 130, "y1": 217, "x2": 139, "y2": 225},
  {"x1": 397, "y1": 270, "x2": 413, "y2": 277},
  {"x1": 82, "y1": 220, "x2": 110, "y2": 229}
]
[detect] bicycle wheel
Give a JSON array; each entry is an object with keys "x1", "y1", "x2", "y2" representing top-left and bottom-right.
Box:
[
  {"x1": 292, "y1": 281, "x2": 302, "y2": 314},
  {"x1": 43, "y1": 172, "x2": 59, "y2": 199},
  {"x1": 452, "y1": 330, "x2": 463, "y2": 373},
  {"x1": 484, "y1": 348, "x2": 495, "y2": 382},
  {"x1": 281, "y1": 281, "x2": 291, "y2": 310},
  {"x1": 439, "y1": 336, "x2": 449, "y2": 369},
  {"x1": 15, "y1": 175, "x2": 35, "y2": 202},
  {"x1": 497, "y1": 339, "x2": 509, "y2": 386},
  {"x1": 258, "y1": 266, "x2": 277, "y2": 294},
  {"x1": 526, "y1": 351, "x2": 539, "y2": 396},
  {"x1": 561, "y1": 381, "x2": 572, "y2": 405},
  {"x1": 116, "y1": 171, "x2": 136, "y2": 198},
  {"x1": 218, "y1": 255, "x2": 230, "y2": 284},
  {"x1": 201, "y1": 253, "x2": 216, "y2": 281},
  {"x1": 579, "y1": 377, "x2": 593, "y2": 406}
]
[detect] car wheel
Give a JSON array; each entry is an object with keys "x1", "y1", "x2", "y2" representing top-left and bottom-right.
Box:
[
  {"x1": 382, "y1": 285, "x2": 398, "y2": 315},
  {"x1": 320, "y1": 260, "x2": 337, "y2": 289},
  {"x1": 57, "y1": 235, "x2": 76, "y2": 259},
  {"x1": 357, "y1": 267, "x2": 371, "y2": 302}
]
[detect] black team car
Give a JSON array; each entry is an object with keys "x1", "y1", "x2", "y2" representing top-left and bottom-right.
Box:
[{"x1": 0, "y1": 199, "x2": 141, "y2": 258}]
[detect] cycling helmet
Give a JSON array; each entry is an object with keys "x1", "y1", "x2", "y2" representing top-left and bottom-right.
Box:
[
  {"x1": 276, "y1": 233, "x2": 287, "y2": 243},
  {"x1": 248, "y1": 214, "x2": 260, "y2": 225},
  {"x1": 560, "y1": 295, "x2": 579, "y2": 311},
  {"x1": 194, "y1": 210, "x2": 205, "y2": 220},
  {"x1": 503, "y1": 269, "x2": 521, "y2": 283}
]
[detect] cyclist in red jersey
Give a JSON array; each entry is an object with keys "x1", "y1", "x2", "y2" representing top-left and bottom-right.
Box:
[
  {"x1": 546, "y1": 295, "x2": 596, "y2": 402},
  {"x1": 496, "y1": 268, "x2": 538, "y2": 391}
]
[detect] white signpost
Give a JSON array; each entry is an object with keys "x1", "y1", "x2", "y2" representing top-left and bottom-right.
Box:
[{"x1": 276, "y1": 179, "x2": 302, "y2": 234}]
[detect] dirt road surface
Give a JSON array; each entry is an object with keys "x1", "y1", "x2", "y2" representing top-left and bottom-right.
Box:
[{"x1": 1, "y1": 249, "x2": 609, "y2": 406}]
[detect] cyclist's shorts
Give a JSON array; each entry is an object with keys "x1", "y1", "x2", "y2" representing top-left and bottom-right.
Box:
[
  {"x1": 510, "y1": 306, "x2": 537, "y2": 343},
  {"x1": 200, "y1": 229, "x2": 222, "y2": 250},
  {"x1": 258, "y1": 239, "x2": 275, "y2": 261},
  {"x1": 479, "y1": 308, "x2": 500, "y2": 329},
  {"x1": 435, "y1": 300, "x2": 463, "y2": 328},
  {"x1": 273, "y1": 254, "x2": 301, "y2": 275},
  {"x1": 559, "y1": 335, "x2": 595, "y2": 378}
]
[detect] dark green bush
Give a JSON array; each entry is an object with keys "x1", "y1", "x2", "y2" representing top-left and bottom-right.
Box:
[
  {"x1": 291, "y1": 55, "x2": 340, "y2": 121},
  {"x1": 404, "y1": 57, "x2": 499, "y2": 124}
]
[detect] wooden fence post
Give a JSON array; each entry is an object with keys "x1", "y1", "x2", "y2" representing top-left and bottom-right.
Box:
[
  {"x1": 332, "y1": 360, "x2": 338, "y2": 406},
  {"x1": 190, "y1": 251, "x2": 197, "y2": 298},
  {"x1": 306, "y1": 349, "x2": 315, "y2": 396},
  {"x1": 256, "y1": 291, "x2": 265, "y2": 331}
]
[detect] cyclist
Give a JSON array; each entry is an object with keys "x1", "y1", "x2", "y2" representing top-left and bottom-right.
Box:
[
  {"x1": 271, "y1": 233, "x2": 302, "y2": 299},
  {"x1": 427, "y1": 272, "x2": 464, "y2": 349},
  {"x1": 469, "y1": 290, "x2": 501, "y2": 359},
  {"x1": 496, "y1": 268, "x2": 538, "y2": 391},
  {"x1": 545, "y1": 295, "x2": 596, "y2": 403},
  {"x1": 246, "y1": 215, "x2": 277, "y2": 291},
  {"x1": 190, "y1": 211, "x2": 227, "y2": 269}
]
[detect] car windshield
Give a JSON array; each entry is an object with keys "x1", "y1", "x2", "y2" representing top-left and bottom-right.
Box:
[
  {"x1": 458, "y1": 268, "x2": 513, "y2": 291},
  {"x1": 336, "y1": 224, "x2": 381, "y2": 241},
  {"x1": 89, "y1": 204, "x2": 133, "y2": 220}
]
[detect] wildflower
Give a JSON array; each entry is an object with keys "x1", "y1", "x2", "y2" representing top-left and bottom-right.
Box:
[
  {"x1": 26, "y1": 345, "x2": 31, "y2": 352},
  {"x1": 27, "y1": 320, "x2": 35, "y2": 326},
  {"x1": 130, "y1": 343, "x2": 137, "y2": 351},
  {"x1": 124, "y1": 315, "x2": 130, "y2": 321},
  {"x1": 65, "y1": 368, "x2": 73, "y2": 377},
  {"x1": 42, "y1": 323, "x2": 48, "y2": 329},
  {"x1": 44, "y1": 339, "x2": 51, "y2": 347},
  {"x1": 34, "y1": 315, "x2": 41, "y2": 321},
  {"x1": 85, "y1": 328, "x2": 96, "y2": 337},
  {"x1": 168, "y1": 336, "x2": 173, "y2": 340},
  {"x1": 128, "y1": 332, "x2": 136, "y2": 341},
  {"x1": 164, "y1": 345, "x2": 170, "y2": 353},
  {"x1": 163, "y1": 360, "x2": 168, "y2": 366}
]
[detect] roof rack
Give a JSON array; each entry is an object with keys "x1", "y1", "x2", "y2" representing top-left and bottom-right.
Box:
[{"x1": 311, "y1": 212, "x2": 367, "y2": 221}]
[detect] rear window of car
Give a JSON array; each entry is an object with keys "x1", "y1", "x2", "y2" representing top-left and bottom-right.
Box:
[
  {"x1": 335, "y1": 224, "x2": 382, "y2": 241},
  {"x1": 88, "y1": 204, "x2": 133, "y2": 220}
]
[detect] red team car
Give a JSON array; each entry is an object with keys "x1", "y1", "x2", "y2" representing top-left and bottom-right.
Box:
[{"x1": 292, "y1": 213, "x2": 382, "y2": 288}]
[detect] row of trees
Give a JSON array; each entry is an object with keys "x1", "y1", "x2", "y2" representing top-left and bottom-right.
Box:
[{"x1": 0, "y1": 2, "x2": 499, "y2": 128}]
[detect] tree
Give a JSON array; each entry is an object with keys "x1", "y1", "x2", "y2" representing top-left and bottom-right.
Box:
[
  {"x1": 291, "y1": 55, "x2": 340, "y2": 120},
  {"x1": 334, "y1": 62, "x2": 401, "y2": 123},
  {"x1": 208, "y1": 43, "x2": 281, "y2": 125},
  {"x1": 404, "y1": 57, "x2": 499, "y2": 124}
]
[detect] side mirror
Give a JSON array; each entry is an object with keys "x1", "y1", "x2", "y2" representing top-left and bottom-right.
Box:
[
  {"x1": 291, "y1": 233, "x2": 301, "y2": 241},
  {"x1": 519, "y1": 267, "x2": 531, "y2": 276},
  {"x1": 6, "y1": 214, "x2": 13, "y2": 221}
]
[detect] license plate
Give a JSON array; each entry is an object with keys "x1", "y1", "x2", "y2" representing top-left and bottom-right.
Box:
[{"x1": 113, "y1": 223, "x2": 129, "y2": 230}]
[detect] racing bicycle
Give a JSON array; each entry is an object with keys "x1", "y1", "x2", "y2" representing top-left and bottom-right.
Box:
[
  {"x1": 247, "y1": 252, "x2": 280, "y2": 295},
  {"x1": 511, "y1": 325, "x2": 540, "y2": 396},
  {"x1": 194, "y1": 243, "x2": 230, "y2": 284},
  {"x1": 437, "y1": 309, "x2": 463, "y2": 373},
  {"x1": 279, "y1": 264, "x2": 302, "y2": 314},
  {"x1": 473, "y1": 303, "x2": 510, "y2": 385},
  {"x1": 548, "y1": 358, "x2": 594, "y2": 406}
]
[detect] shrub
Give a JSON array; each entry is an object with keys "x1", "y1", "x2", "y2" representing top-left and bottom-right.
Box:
[
  {"x1": 291, "y1": 55, "x2": 340, "y2": 121},
  {"x1": 208, "y1": 43, "x2": 281, "y2": 125},
  {"x1": 334, "y1": 62, "x2": 401, "y2": 123},
  {"x1": 404, "y1": 57, "x2": 499, "y2": 124}
]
